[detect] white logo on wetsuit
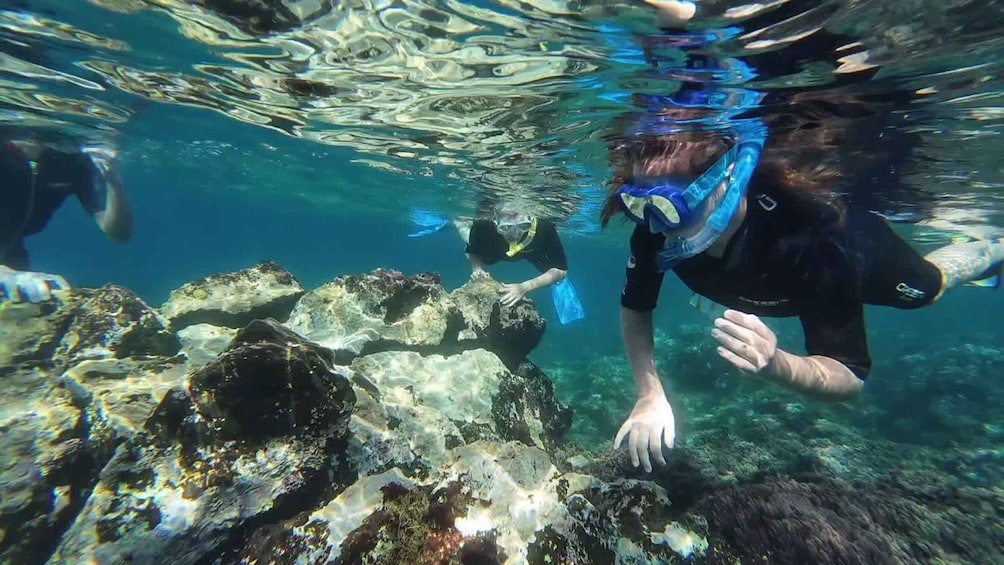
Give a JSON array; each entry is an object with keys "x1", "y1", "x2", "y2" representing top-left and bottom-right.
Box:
[
  {"x1": 627, "y1": 254, "x2": 636, "y2": 269},
  {"x1": 896, "y1": 282, "x2": 926, "y2": 301}
]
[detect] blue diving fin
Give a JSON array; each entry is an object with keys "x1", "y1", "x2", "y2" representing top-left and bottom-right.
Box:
[
  {"x1": 408, "y1": 208, "x2": 450, "y2": 238},
  {"x1": 966, "y1": 261, "x2": 1002, "y2": 289},
  {"x1": 551, "y1": 278, "x2": 585, "y2": 325}
]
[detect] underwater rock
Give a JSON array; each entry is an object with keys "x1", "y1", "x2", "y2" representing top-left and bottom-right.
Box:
[
  {"x1": 49, "y1": 319, "x2": 356, "y2": 564},
  {"x1": 285, "y1": 269, "x2": 545, "y2": 368},
  {"x1": 285, "y1": 269, "x2": 464, "y2": 357},
  {"x1": 450, "y1": 278, "x2": 546, "y2": 369},
  {"x1": 54, "y1": 286, "x2": 181, "y2": 367},
  {"x1": 159, "y1": 261, "x2": 305, "y2": 331},
  {"x1": 0, "y1": 291, "x2": 79, "y2": 374},
  {"x1": 345, "y1": 349, "x2": 571, "y2": 479},
  {"x1": 60, "y1": 356, "x2": 190, "y2": 438},
  {"x1": 285, "y1": 441, "x2": 695, "y2": 564},
  {"x1": 176, "y1": 323, "x2": 238, "y2": 368},
  {"x1": 0, "y1": 369, "x2": 116, "y2": 565},
  {"x1": 693, "y1": 476, "x2": 1004, "y2": 564},
  {"x1": 494, "y1": 361, "x2": 573, "y2": 452}
]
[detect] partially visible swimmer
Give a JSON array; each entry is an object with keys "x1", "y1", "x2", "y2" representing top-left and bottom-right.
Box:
[
  {"x1": 603, "y1": 127, "x2": 1004, "y2": 473},
  {"x1": 453, "y1": 205, "x2": 569, "y2": 308},
  {"x1": 0, "y1": 134, "x2": 133, "y2": 302}
]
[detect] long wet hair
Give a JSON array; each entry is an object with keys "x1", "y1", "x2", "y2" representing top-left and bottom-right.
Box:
[{"x1": 600, "y1": 84, "x2": 924, "y2": 230}]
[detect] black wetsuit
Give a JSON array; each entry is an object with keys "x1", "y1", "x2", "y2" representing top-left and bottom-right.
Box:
[
  {"x1": 0, "y1": 142, "x2": 97, "y2": 270},
  {"x1": 621, "y1": 181, "x2": 943, "y2": 380},
  {"x1": 466, "y1": 219, "x2": 568, "y2": 273}
]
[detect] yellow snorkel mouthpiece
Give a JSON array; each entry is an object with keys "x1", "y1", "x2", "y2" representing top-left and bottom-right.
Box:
[{"x1": 500, "y1": 217, "x2": 538, "y2": 257}]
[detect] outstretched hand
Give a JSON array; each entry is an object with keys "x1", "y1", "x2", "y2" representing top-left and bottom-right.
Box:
[
  {"x1": 0, "y1": 268, "x2": 70, "y2": 303},
  {"x1": 614, "y1": 392, "x2": 676, "y2": 473},
  {"x1": 712, "y1": 309, "x2": 778, "y2": 373},
  {"x1": 498, "y1": 283, "x2": 527, "y2": 307}
]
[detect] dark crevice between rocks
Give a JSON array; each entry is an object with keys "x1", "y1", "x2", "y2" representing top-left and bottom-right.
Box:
[
  {"x1": 167, "y1": 294, "x2": 303, "y2": 332},
  {"x1": 527, "y1": 524, "x2": 616, "y2": 565}
]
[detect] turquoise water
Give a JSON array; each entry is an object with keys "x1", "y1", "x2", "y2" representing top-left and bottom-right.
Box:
[{"x1": 4, "y1": 1, "x2": 1004, "y2": 563}]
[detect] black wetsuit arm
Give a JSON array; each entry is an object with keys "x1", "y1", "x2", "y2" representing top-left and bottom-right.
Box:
[
  {"x1": 764, "y1": 239, "x2": 872, "y2": 400},
  {"x1": 621, "y1": 224, "x2": 667, "y2": 311}
]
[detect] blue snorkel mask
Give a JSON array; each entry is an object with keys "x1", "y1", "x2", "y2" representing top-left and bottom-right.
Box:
[{"x1": 616, "y1": 121, "x2": 767, "y2": 271}]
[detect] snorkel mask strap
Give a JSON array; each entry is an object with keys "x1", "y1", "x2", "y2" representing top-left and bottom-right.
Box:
[
  {"x1": 506, "y1": 217, "x2": 538, "y2": 257},
  {"x1": 658, "y1": 122, "x2": 767, "y2": 271}
]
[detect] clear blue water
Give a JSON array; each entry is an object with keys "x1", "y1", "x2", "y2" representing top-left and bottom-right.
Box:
[{"x1": 3, "y1": 0, "x2": 1004, "y2": 562}]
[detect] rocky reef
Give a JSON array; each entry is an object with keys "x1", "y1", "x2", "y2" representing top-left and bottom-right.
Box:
[{"x1": 1, "y1": 261, "x2": 1001, "y2": 564}]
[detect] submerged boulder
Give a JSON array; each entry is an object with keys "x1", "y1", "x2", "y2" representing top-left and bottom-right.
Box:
[
  {"x1": 285, "y1": 269, "x2": 463, "y2": 358},
  {"x1": 55, "y1": 286, "x2": 180, "y2": 366},
  {"x1": 240, "y1": 441, "x2": 700, "y2": 564},
  {"x1": 285, "y1": 269, "x2": 545, "y2": 368},
  {"x1": 0, "y1": 293, "x2": 79, "y2": 373},
  {"x1": 693, "y1": 476, "x2": 1004, "y2": 564},
  {"x1": 345, "y1": 349, "x2": 572, "y2": 478},
  {"x1": 50, "y1": 319, "x2": 356, "y2": 564},
  {"x1": 449, "y1": 278, "x2": 546, "y2": 369},
  {"x1": 1, "y1": 285, "x2": 178, "y2": 372},
  {"x1": 159, "y1": 261, "x2": 305, "y2": 331},
  {"x1": 0, "y1": 370, "x2": 116, "y2": 565}
]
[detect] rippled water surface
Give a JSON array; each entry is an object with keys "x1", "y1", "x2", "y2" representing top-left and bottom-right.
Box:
[{"x1": 4, "y1": 0, "x2": 1004, "y2": 237}]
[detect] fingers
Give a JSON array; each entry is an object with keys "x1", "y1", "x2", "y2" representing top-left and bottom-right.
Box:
[
  {"x1": 628, "y1": 427, "x2": 641, "y2": 469},
  {"x1": 613, "y1": 422, "x2": 630, "y2": 450},
  {"x1": 48, "y1": 275, "x2": 69, "y2": 291},
  {"x1": 712, "y1": 326, "x2": 764, "y2": 370},
  {"x1": 649, "y1": 427, "x2": 667, "y2": 467},
  {"x1": 0, "y1": 281, "x2": 18, "y2": 302},
  {"x1": 636, "y1": 428, "x2": 653, "y2": 473},
  {"x1": 724, "y1": 309, "x2": 773, "y2": 341},
  {"x1": 21, "y1": 281, "x2": 48, "y2": 303},
  {"x1": 663, "y1": 425, "x2": 675, "y2": 449},
  {"x1": 717, "y1": 345, "x2": 758, "y2": 372},
  {"x1": 714, "y1": 316, "x2": 756, "y2": 345}
]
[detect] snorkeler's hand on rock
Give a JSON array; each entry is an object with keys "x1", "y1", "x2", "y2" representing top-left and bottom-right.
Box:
[
  {"x1": 471, "y1": 268, "x2": 491, "y2": 281},
  {"x1": 645, "y1": 0, "x2": 697, "y2": 26},
  {"x1": 712, "y1": 309, "x2": 778, "y2": 373},
  {"x1": 0, "y1": 267, "x2": 70, "y2": 303},
  {"x1": 498, "y1": 283, "x2": 527, "y2": 307},
  {"x1": 614, "y1": 392, "x2": 676, "y2": 473}
]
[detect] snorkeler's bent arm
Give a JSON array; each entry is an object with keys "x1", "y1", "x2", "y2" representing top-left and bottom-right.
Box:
[
  {"x1": 621, "y1": 307, "x2": 665, "y2": 399},
  {"x1": 765, "y1": 350, "x2": 863, "y2": 401},
  {"x1": 78, "y1": 162, "x2": 133, "y2": 243},
  {"x1": 520, "y1": 267, "x2": 566, "y2": 293},
  {"x1": 466, "y1": 253, "x2": 486, "y2": 273}
]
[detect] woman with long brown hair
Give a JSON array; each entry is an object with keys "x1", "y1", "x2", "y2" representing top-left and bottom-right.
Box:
[{"x1": 604, "y1": 100, "x2": 1004, "y2": 473}]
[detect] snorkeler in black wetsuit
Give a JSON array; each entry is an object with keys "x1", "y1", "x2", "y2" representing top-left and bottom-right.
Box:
[
  {"x1": 607, "y1": 129, "x2": 1003, "y2": 472},
  {"x1": 0, "y1": 137, "x2": 133, "y2": 302},
  {"x1": 455, "y1": 208, "x2": 569, "y2": 307},
  {"x1": 603, "y1": 0, "x2": 1004, "y2": 473}
]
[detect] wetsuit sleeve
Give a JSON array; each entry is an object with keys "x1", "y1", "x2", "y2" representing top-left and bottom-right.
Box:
[
  {"x1": 0, "y1": 144, "x2": 32, "y2": 256},
  {"x1": 465, "y1": 220, "x2": 498, "y2": 257},
  {"x1": 795, "y1": 240, "x2": 872, "y2": 379},
  {"x1": 525, "y1": 222, "x2": 568, "y2": 272},
  {"x1": 0, "y1": 238, "x2": 30, "y2": 271},
  {"x1": 621, "y1": 224, "x2": 666, "y2": 311}
]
